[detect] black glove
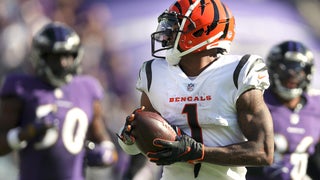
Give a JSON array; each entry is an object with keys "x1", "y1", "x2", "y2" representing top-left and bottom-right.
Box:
[
  {"x1": 147, "y1": 134, "x2": 204, "y2": 165},
  {"x1": 117, "y1": 106, "x2": 145, "y2": 145},
  {"x1": 20, "y1": 116, "x2": 58, "y2": 142}
]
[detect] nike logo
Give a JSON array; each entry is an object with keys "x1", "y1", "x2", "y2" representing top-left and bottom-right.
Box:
[{"x1": 258, "y1": 74, "x2": 266, "y2": 79}]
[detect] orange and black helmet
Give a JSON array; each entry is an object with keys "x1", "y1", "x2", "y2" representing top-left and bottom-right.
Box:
[{"x1": 151, "y1": 0, "x2": 235, "y2": 65}]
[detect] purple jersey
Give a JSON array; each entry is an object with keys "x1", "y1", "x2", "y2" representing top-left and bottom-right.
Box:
[
  {"x1": 0, "y1": 74, "x2": 104, "y2": 180},
  {"x1": 263, "y1": 89, "x2": 320, "y2": 180}
]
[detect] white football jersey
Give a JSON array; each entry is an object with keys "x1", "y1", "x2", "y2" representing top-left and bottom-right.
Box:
[{"x1": 136, "y1": 54, "x2": 270, "y2": 180}]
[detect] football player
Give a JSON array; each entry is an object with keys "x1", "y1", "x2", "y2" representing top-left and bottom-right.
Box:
[
  {"x1": 247, "y1": 40, "x2": 320, "y2": 180},
  {"x1": 0, "y1": 22, "x2": 118, "y2": 180},
  {"x1": 118, "y1": 0, "x2": 274, "y2": 179}
]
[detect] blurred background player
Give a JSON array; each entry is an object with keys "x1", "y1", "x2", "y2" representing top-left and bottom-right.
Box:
[
  {"x1": 246, "y1": 40, "x2": 320, "y2": 180},
  {"x1": 0, "y1": 22, "x2": 118, "y2": 180},
  {"x1": 0, "y1": 0, "x2": 319, "y2": 180},
  {"x1": 307, "y1": 142, "x2": 320, "y2": 180},
  {"x1": 118, "y1": 0, "x2": 275, "y2": 179}
]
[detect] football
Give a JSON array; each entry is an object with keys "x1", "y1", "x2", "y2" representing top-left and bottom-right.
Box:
[{"x1": 131, "y1": 110, "x2": 177, "y2": 155}]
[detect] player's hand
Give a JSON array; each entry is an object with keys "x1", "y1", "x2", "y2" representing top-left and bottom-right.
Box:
[
  {"x1": 85, "y1": 141, "x2": 118, "y2": 167},
  {"x1": 19, "y1": 117, "x2": 57, "y2": 142},
  {"x1": 117, "y1": 106, "x2": 145, "y2": 145},
  {"x1": 147, "y1": 135, "x2": 204, "y2": 165}
]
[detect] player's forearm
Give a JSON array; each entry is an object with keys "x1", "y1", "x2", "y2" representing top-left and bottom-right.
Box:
[{"x1": 202, "y1": 141, "x2": 273, "y2": 166}]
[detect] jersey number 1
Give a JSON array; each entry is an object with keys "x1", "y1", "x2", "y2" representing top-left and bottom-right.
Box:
[{"x1": 182, "y1": 103, "x2": 203, "y2": 143}]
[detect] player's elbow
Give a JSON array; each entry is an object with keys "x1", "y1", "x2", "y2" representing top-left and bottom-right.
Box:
[
  {"x1": 264, "y1": 139, "x2": 274, "y2": 165},
  {"x1": 266, "y1": 156, "x2": 274, "y2": 166},
  {"x1": 252, "y1": 150, "x2": 273, "y2": 166},
  {"x1": 250, "y1": 139, "x2": 274, "y2": 166},
  {"x1": 262, "y1": 152, "x2": 274, "y2": 166},
  {"x1": 257, "y1": 145, "x2": 274, "y2": 166},
  {"x1": 256, "y1": 132, "x2": 274, "y2": 165}
]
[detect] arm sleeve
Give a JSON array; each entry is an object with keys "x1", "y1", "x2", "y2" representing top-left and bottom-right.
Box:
[
  {"x1": 136, "y1": 62, "x2": 151, "y2": 92},
  {"x1": 0, "y1": 75, "x2": 20, "y2": 96},
  {"x1": 85, "y1": 76, "x2": 104, "y2": 101},
  {"x1": 235, "y1": 55, "x2": 270, "y2": 99}
]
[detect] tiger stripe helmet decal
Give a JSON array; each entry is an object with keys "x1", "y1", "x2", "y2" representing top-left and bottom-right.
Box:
[
  {"x1": 151, "y1": 0, "x2": 235, "y2": 65},
  {"x1": 169, "y1": 0, "x2": 235, "y2": 53}
]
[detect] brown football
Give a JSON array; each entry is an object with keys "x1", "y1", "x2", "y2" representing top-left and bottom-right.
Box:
[{"x1": 131, "y1": 110, "x2": 177, "y2": 155}]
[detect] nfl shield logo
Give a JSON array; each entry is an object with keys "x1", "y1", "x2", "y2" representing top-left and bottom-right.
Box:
[{"x1": 187, "y1": 83, "x2": 194, "y2": 91}]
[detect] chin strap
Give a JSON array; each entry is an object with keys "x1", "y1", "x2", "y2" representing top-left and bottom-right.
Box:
[{"x1": 166, "y1": 31, "x2": 224, "y2": 65}]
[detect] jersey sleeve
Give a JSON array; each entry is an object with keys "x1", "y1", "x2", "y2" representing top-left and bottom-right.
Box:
[
  {"x1": 86, "y1": 76, "x2": 104, "y2": 101},
  {"x1": 136, "y1": 60, "x2": 153, "y2": 93},
  {"x1": 92, "y1": 78, "x2": 104, "y2": 100},
  {"x1": 235, "y1": 55, "x2": 270, "y2": 98},
  {"x1": 0, "y1": 74, "x2": 22, "y2": 97}
]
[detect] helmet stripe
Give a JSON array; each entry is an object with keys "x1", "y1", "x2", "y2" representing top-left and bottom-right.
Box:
[
  {"x1": 223, "y1": 3, "x2": 230, "y2": 19},
  {"x1": 200, "y1": 0, "x2": 206, "y2": 15},
  {"x1": 212, "y1": 0, "x2": 220, "y2": 22},
  {"x1": 220, "y1": 3, "x2": 230, "y2": 39},
  {"x1": 206, "y1": 0, "x2": 219, "y2": 35},
  {"x1": 173, "y1": 2, "x2": 182, "y2": 14}
]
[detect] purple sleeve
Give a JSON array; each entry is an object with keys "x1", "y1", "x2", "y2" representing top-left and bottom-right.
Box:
[
  {"x1": 83, "y1": 75, "x2": 104, "y2": 101},
  {"x1": 0, "y1": 74, "x2": 23, "y2": 96}
]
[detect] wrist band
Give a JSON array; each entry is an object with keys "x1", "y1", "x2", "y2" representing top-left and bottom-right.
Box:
[
  {"x1": 101, "y1": 141, "x2": 115, "y2": 149},
  {"x1": 7, "y1": 127, "x2": 27, "y2": 150},
  {"x1": 101, "y1": 141, "x2": 117, "y2": 164}
]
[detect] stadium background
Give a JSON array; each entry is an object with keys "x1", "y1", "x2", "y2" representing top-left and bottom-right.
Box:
[{"x1": 0, "y1": 0, "x2": 319, "y2": 179}]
